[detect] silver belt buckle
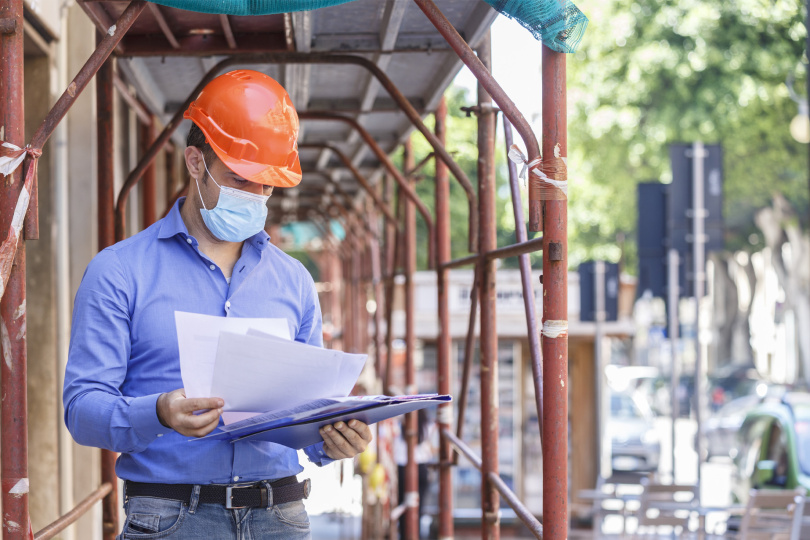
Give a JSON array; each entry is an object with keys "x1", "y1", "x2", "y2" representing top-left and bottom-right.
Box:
[{"x1": 225, "y1": 486, "x2": 247, "y2": 509}]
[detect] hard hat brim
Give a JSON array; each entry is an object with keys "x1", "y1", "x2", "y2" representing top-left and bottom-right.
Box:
[{"x1": 208, "y1": 134, "x2": 303, "y2": 188}]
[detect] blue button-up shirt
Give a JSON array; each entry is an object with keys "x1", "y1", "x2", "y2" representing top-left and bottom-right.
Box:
[{"x1": 64, "y1": 198, "x2": 332, "y2": 484}]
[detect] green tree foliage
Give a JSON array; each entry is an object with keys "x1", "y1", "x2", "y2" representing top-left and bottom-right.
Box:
[
  {"x1": 569, "y1": 0, "x2": 808, "y2": 271},
  {"x1": 407, "y1": 86, "x2": 540, "y2": 270}
]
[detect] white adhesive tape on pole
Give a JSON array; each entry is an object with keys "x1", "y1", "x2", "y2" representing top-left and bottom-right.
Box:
[
  {"x1": 436, "y1": 403, "x2": 454, "y2": 425},
  {"x1": 404, "y1": 491, "x2": 420, "y2": 508},
  {"x1": 541, "y1": 320, "x2": 568, "y2": 338}
]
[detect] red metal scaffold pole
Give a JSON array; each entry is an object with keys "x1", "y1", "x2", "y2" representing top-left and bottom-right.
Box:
[
  {"x1": 0, "y1": 0, "x2": 30, "y2": 535},
  {"x1": 402, "y1": 140, "x2": 420, "y2": 540},
  {"x1": 434, "y1": 96, "x2": 454, "y2": 540},
  {"x1": 477, "y1": 32, "x2": 500, "y2": 540},
  {"x1": 541, "y1": 44, "x2": 569, "y2": 540}
]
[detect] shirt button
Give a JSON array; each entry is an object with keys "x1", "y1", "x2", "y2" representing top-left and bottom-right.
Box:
[
  {"x1": 209, "y1": 264, "x2": 216, "y2": 271},
  {"x1": 233, "y1": 476, "x2": 239, "y2": 482},
  {"x1": 157, "y1": 434, "x2": 163, "y2": 437},
  {"x1": 186, "y1": 238, "x2": 192, "y2": 244},
  {"x1": 225, "y1": 301, "x2": 231, "y2": 310}
]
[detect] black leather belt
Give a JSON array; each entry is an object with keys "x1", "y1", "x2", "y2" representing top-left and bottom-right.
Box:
[{"x1": 124, "y1": 476, "x2": 311, "y2": 509}]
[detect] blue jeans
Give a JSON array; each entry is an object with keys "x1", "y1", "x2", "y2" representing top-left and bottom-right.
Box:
[{"x1": 116, "y1": 482, "x2": 311, "y2": 540}]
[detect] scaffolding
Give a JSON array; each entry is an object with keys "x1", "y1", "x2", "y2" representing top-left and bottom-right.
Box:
[{"x1": 0, "y1": 0, "x2": 571, "y2": 538}]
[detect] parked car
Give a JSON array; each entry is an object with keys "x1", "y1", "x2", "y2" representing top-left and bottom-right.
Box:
[
  {"x1": 731, "y1": 392, "x2": 810, "y2": 504},
  {"x1": 704, "y1": 393, "x2": 762, "y2": 461},
  {"x1": 608, "y1": 392, "x2": 660, "y2": 474}
]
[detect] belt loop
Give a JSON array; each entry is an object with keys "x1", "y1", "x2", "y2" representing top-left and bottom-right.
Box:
[
  {"x1": 261, "y1": 480, "x2": 274, "y2": 509},
  {"x1": 189, "y1": 485, "x2": 201, "y2": 514}
]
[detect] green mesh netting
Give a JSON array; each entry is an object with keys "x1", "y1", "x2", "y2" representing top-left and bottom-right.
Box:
[
  {"x1": 147, "y1": 0, "x2": 355, "y2": 16},
  {"x1": 482, "y1": 0, "x2": 588, "y2": 53},
  {"x1": 147, "y1": 0, "x2": 586, "y2": 53}
]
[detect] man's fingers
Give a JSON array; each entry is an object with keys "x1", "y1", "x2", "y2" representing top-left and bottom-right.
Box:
[
  {"x1": 178, "y1": 408, "x2": 222, "y2": 430},
  {"x1": 320, "y1": 425, "x2": 351, "y2": 457},
  {"x1": 348, "y1": 420, "x2": 372, "y2": 442},
  {"x1": 333, "y1": 422, "x2": 364, "y2": 449},
  {"x1": 177, "y1": 397, "x2": 224, "y2": 413}
]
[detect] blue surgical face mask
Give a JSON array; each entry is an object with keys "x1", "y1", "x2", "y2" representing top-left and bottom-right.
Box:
[{"x1": 195, "y1": 156, "x2": 270, "y2": 242}]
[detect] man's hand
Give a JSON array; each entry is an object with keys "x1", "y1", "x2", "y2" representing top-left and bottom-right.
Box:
[
  {"x1": 320, "y1": 419, "x2": 372, "y2": 460},
  {"x1": 157, "y1": 389, "x2": 223, "y2": 437}
]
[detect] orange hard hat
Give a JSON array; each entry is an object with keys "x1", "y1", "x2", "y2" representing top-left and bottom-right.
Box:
[{"x1": 184, "y1": 70, "x2": 302, "y2": 187}]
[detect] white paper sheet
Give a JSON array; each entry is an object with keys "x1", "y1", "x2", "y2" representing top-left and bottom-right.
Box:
[
  {"x1": 174, "y1": 311, "x2": 290, "y2": 400},
  {"x1": 209, "y1": 331, "x2": 367, "y2": 423}
]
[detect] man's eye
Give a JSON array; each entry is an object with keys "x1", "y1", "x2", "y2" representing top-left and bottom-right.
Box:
[{"x1": 231, "y1": 178, "x2": 248, "y2": 186}]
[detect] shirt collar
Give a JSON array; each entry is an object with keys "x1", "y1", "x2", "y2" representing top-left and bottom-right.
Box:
[
  {"x1": 158, "y1": 197, "x2": 272, "y2": 251},
  {"x1": 157, "y1": 197, "x2": 190, "y2": 240}
]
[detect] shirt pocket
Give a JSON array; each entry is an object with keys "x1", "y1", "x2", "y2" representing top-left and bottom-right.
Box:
[{"x1": 122, "y1": 497, "x2": 187, "y2": 538}]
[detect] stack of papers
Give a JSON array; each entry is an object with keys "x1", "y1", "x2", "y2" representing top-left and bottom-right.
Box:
[
  {"x1": 175, "y1": 312, "x2": 366, "y2": 424},
  {"x1": 174, "y1": 312, "x2": 451, "y2": 448}
]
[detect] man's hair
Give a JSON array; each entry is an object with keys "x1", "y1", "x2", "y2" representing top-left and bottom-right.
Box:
[{"x1": 186, "y1": 123, "x2": 218, "y2": 165}]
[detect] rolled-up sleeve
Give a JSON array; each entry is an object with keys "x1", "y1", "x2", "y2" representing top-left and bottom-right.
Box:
[{"x1": 63, "y1": 249, "x2": 172, "y2": 453}]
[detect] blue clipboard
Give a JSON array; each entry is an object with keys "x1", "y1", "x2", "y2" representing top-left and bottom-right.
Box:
[{"x1": 195, "y1": 394, "x2": 451, "y2": 450}]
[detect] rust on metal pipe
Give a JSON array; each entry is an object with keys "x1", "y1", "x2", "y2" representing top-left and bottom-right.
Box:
[
  {"x1": 402, "y1": 140, "x2": 419, "y2": 540},
  {"x1": 113, "y1": 52, "x2": 473, "y2": 250},
  {"x1": 0, "y1": 16, "x2": 15, "y2": 33},
  {"x1": 368, "y1": 203, "x2": 385, "y2": 377},
  {"x1": 300, "y1": 111, "x2": 435, "y2": 268},
  {"x1": 411, "y1": 0, "x2": 543, "y2": 231},
  {"x1": 298, "y1": 142, "x2": 397, "y2": 226},
  {"x1": 147, "y1": 2, "x2": 180, "y2": 49},
  {"x1": 441, "y1": 430, "x2": 544, "y2": 539},
  {"x1": 97, "y1": 37, "x2": 115, "y2": 252},
  {"x1": 476, "y1": 33, "x2": 500, "y2": 537},
  {"x1": 161, "y1": 179, "x2": 189, "y2": 220},
  {"x1": 487, "y1": 472, "x2": 544, "y2": 539},
  {"x1": 541, "y1": 44, "x2": 569, "y2": 540},
  {"x1": 139, "y1": 119, "x2": 157, "y2": 227},
  {"x1": 486, "y1": 236, "x2": 544, "y2": 260},
  {"x1": 406, "y1": 151, "x2": 433, "y2": 178},
  {"x1": 434, "y1": 96, "x2": 454, "y2": 540},
  {"x1": 219, "y1": 14, "x2": 237, "y2": 49},
  {"x1": 383, "y1": 176, "x2": 399, "y2": 395},
  {"x1": 29, "y1": 1, "x2": 146, "y2": 151},
  {"x1": 442, "y1": 428, "x2": 482, "y2": 470},
  {"x1": 34, "y1": 482, "x2": 114, "y2": 540},
  {"x1": 455, "y1": 266, "x2": 478, "y2": 446},
  {"x1": 0, "y1": 0, "x2": 30, "y2": 533},
  {"x1": 96, "y1": 36, "x2": 120, "y2": 540},
  {"x1": 439, "y1": 237, "x2": 545, "y2": 270},
  {"x1": 504, "y1": 118, "x2": 544, "y2": 443},
  {"x1": 113, "y1": 75, "x2": 152, "y2": 125},
  {"x1": 351, "y1": 249, "x2": 362, "y2": 353},
  {"x1": 23, "y1": 163, "x2": 39, "y2": 240}
]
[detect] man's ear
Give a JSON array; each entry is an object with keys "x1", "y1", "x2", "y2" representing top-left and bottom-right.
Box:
[{"x1": 184, "y1": 147, "x2": 204, "y2": 180}]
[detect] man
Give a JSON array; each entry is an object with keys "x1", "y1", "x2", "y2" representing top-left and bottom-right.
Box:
[{"x1": 63, "y1": 70, "x2": 371, "y2": 539}]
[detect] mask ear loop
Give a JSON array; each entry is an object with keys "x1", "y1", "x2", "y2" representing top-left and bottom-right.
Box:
[{"x1": 195, "y1": 154, "x2": 222, "y2": 211}]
